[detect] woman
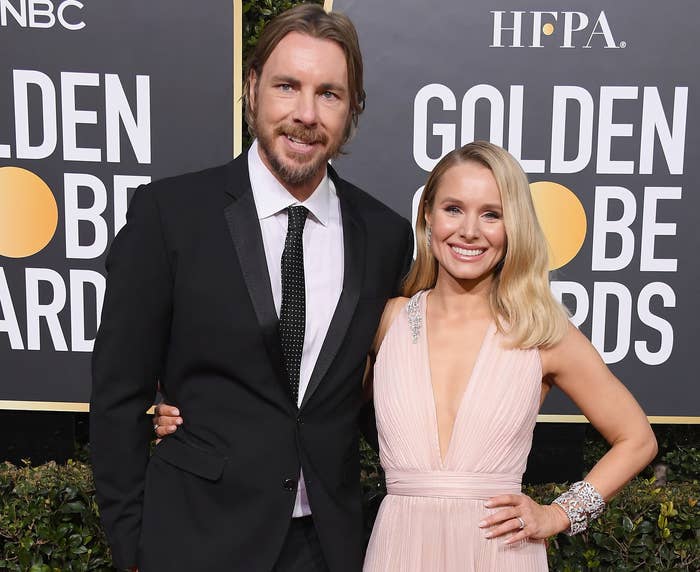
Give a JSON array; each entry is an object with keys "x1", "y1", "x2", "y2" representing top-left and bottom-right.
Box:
[{"x1": 155, "y1": 142, "x2": 657, "y2": 570}]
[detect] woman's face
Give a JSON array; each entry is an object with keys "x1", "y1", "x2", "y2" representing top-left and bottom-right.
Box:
[{"x1": 425, "y1": 161, "x2": 507, "y2": 288}]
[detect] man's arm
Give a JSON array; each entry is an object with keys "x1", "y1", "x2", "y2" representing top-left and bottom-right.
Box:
[{"x1": 90, "y1": 185, "x2": 173, "y2": 570}]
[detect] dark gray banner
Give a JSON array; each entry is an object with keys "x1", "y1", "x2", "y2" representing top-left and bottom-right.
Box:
[
  {"x1": 331, "y1": 0, "x2": 699, "y2": 417},
  {"x1": 0, "y1": 0, "x2": 239, "y2": 404}
]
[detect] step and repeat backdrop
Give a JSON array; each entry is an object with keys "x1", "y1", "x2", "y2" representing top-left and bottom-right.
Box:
[
  {"x1": 0, "y1": 0, "x2": 697, "y2": 420},
  {"x1": 0, "y1": 0, "x2": 242, "y2": 409},
  {"x1": 327, "y1": 0, "x2": 699, "y2": 420}
]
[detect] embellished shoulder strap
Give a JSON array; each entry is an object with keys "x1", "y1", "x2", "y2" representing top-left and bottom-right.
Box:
[{"x1": 406, "y1": 291, "x2": 423, "y2": 344}]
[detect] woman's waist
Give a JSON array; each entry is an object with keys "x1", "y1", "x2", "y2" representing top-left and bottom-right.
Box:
[{"x1": 384, "y1": 468, "x2": 522, "y2": 500}]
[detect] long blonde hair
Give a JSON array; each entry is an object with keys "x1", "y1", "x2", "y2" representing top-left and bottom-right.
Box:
[{"x1": 402, "y1": 141, "x2": 569, "y2": 349}]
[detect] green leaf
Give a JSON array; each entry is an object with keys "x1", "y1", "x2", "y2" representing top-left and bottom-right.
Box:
[
  {"x1": 60, "y1": 501, "x2": 85, "y2": 513},
  {"x1": 637, "y1": 520, "x2": 654, "y2": 534},
  {"x1": 622, "y1": 516, "x2": 634, "y2": 532}
]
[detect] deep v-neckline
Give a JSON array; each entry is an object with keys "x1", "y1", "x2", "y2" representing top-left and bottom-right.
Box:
[{"x1": 421, "y1": 290, "x2": 493, "y2": 468}]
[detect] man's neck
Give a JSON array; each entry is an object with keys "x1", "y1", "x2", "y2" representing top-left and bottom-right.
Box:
[{"x1": 281, "y1": 173, "x2": 325, "y2": 203}]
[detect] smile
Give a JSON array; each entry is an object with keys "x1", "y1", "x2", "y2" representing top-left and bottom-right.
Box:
[
  {"x1": 450, "y1": 245, "x2": 485, "y2": 257},
  {"x1": 284, "y1": 134, "x2": 317, "y2": 153}
]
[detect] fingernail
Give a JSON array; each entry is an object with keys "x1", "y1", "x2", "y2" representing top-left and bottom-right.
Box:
[
  {"x1": 173, "y1": 409, "x2": 180, "y2": 416},
  {"x1": 478, "y1": 520, "x2": 487, "y2": 527},
  {"x1": 484, "y1": 532, "x2": 493, "y2": 539},
  {"x1": 484, "y1": 501, "x2": 493, "y2": 508},
  {"x1": 168, "y1": 426, "x2": 176, "y2": 432},
  {"x1": 176, "y1": 418, "x2": 183, "y2": 425}
]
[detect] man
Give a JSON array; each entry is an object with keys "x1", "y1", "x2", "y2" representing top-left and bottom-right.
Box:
[{"x1": 90, "y1": 4, "x2": 413, "y2": 571}]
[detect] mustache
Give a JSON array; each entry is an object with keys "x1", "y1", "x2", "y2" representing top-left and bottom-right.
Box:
[{"x1": 275, "y1": 124, "x2": 328, "y2": 146}]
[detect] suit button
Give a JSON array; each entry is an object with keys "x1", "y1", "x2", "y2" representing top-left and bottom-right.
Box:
[
  {"x1": 296, "y1": 415, "x2": 304, "y2": 425},
  {"x1": 282, "y1": 478, "x2": 297, "y2": 491}
]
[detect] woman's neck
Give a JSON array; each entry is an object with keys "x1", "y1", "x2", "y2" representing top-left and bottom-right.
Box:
[{"x1": 430, "y1": 273, "x2": 493, "y2": 321}]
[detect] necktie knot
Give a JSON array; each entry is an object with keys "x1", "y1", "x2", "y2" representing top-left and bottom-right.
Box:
[{"x1": 287, "y1": 205, "x2": 309, "y2": 233}]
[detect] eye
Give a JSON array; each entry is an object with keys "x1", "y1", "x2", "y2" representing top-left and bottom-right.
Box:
[
  {"x1": 321, "y1": 90, "x2": 338, "y2": 100},
  {"x1": 445, "y1": 205, "x2": 462, "y2": 215},
  {"x1": 277, "y1": 83, "x2": 293, "y2": 92},
  {"x1": 483, "y1": 211, "x2": 502, "y2": 220}
]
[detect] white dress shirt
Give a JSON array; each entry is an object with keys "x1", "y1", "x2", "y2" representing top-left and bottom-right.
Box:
[{"x1": 248, "y1": 139, "x2": 344, "y2": 517}]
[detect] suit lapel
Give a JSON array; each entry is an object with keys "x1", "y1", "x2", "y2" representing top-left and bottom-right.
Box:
[
  {"x1": 301, "y1": 171, "x2": 365, "y2": 409},
  {"x1": 222, "y1": 157, "x2": 291, "y2": 403}
]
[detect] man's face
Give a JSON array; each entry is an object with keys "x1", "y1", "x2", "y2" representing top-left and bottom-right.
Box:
[{"x1": 250, "y1": 32, "x2": 351, "y2": 196}]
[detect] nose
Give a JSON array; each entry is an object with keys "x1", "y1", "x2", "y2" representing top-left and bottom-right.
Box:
[
  {"x1": 460, "y1": 215, "x2": 481, "y2": 241},
  {"x1": 293, "y1": 90, "x2": 318, "y2": 126}
]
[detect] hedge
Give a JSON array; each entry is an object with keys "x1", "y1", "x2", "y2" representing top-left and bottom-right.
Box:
[
  {"x1": 3, "y1": 1, "x2": 698, "y2": 570},
  {"x1": 0, "y1": 461, "x2": 111, "y2": 571},
  {"x1": 1, "y1": 454, "x2": 698, "y2": 571},
  {"x1": 537, "y1": 480, "x2": 700, "y2": 571}
]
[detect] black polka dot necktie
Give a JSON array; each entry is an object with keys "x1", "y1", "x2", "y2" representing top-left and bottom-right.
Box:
[{"x1": 279, "y1": 205, "x2": 308, "y2": 404}]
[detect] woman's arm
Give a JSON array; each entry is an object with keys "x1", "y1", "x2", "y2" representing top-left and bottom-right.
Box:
[
  {"x1": 358, "y1": 297, "x2": 410, "y2": 449},
  {"x1": 481, "y1": 323, "x2": 657, "y2": 543},
  {"x1": 541, "y1": 323, "x2": 657, "y2": 500},
  {"x1": 363, "y1": 296, "x2": 409, "y2": 397}
]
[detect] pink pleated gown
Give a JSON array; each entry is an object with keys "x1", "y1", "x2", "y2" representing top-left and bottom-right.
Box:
[{"x1": 364, "y1": 290, "x2": 549, "y2": 571}]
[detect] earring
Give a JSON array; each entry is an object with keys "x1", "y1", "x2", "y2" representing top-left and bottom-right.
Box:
[{"x1": 426, "y1": 225, "x2": 432, "y2": 247}]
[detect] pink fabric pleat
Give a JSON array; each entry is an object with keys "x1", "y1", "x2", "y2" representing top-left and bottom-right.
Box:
[{"x1": 364, "y1": 290, "x2": 548, "y2": 571}]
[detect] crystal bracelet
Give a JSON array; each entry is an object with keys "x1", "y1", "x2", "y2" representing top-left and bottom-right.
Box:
[{"x1": 552, "y1": 480, "x2": 606, "y2": 535}]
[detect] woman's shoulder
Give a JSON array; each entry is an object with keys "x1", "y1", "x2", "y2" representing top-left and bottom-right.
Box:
[
  {"x1": 387, "y1": 289, "x2": 430, "y2": 323},
  {"x1": 381, "y1": 296, "x2": 413, "y2": 332},
  {"x1": 370, "y1": 296, "x2": 412, "y2": 357},
  {"x1": 386, "y1": 295, "x2": 411, "y2": 319},
  {"x1": 538, "y1": 321, "x2": 600, "y2": 377}
]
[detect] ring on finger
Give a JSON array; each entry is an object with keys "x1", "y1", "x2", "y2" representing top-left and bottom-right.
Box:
[
  {"x1": 517, "y1": 516, "x2": 526, "y2": 529},
  {"x1": 153, "y1": 423, "x2": 159, "y2": 432}
]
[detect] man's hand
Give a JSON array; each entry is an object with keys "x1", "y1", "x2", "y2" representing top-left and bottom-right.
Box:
[{"x1": 153, "y1": 403, "x2": 183, "y2": 440}]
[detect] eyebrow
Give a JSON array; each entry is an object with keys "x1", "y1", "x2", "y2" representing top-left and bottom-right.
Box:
[
  {"x1": 270, "y1": 75, "x2": 300, "y2": 87},
  {"x1": 439, "y1": 196, "x2": 503, "y2": 210},
  {"x1": 319, "y1": 82, "x2": 347, "y2": 94},
  {"x1": 269, "y1": 75, "x2": 347, "y2": 94}
]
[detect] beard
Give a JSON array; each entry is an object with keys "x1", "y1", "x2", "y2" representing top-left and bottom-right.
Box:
[{"x1": 256, "y1": 120, "x2": 342, "y2": 188}]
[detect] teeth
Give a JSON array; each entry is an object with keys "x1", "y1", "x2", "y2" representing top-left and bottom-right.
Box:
[
  {"x1": 451, "y1": 246, "x2": 484, "y2": 256},
  {"x1": 287, "y1": 135, "x2": 311, "y2": 145}
]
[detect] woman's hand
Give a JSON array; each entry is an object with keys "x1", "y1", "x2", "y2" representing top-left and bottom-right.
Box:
[
  {"x1": 479, "y1": 493, "x2": 570, "y2": 544},
  {"x1": 153, "y1": 403, "x2": 183, "y2": 440}
]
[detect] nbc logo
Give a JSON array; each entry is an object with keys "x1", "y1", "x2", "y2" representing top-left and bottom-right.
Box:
[{"x1": 0, "y1": 0, "x2": 85, "y2": 30}]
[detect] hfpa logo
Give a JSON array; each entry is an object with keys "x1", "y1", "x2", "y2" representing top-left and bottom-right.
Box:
[{"x1": 490, "y1": 11, "x2": 625, "y2": 49}]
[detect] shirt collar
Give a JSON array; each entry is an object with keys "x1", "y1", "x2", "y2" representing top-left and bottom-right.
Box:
[{"x1": 248, "y1": 139, "x2": 332, "y2": 226}]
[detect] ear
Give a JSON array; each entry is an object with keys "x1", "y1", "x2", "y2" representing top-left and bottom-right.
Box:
[
  {"x1": 248, "y1": 70, "x2": 258, "y2": 112},
  {"x1": 424, "y1": 202, "x2": 433, "y2": 226}
]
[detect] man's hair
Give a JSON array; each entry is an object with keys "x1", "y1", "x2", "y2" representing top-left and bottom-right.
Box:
[{"x1": 243, "y1": 3, "x2": 365, "y2": 145}]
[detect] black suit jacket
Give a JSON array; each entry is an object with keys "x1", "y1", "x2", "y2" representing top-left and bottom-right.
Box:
[{"x1": 90, "y1": 153, "x2": 413, "y2": 571}]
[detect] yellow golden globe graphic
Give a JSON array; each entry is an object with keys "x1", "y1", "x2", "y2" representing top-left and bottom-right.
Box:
[
  {"x1": 0, "y1": 167, "x2": 58, "y2": 258},
  {"x1": 529, "y1": 181, "x2": 586, "y2": 270}
]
